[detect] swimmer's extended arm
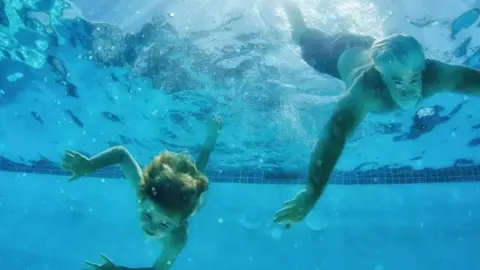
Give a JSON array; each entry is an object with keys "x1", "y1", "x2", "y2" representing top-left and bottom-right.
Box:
[
  {"x1": 62, "y1": 146, "x2": 142, "y2": 184},
  {"x1": 273, "y1": 78, "x2": 375, "y2": 226},
  {"x1": 86, "y1": 146, "x2": 142, "y2": 185},
  {"x1": 153, "y1": 226, "x2": 187, "y2": 270},
  {"x1": 306, "y1": 84, "x2": 370, "y2": 199},
  {"x1": 425, "y1": 60, "x2": 480, "y2": 96},
  {"x1": 195, "y1": 116, "x2": 223, "y2": 172}
]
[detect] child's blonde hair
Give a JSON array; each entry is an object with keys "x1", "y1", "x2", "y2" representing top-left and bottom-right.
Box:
[{"x1": 139, "y1": 151, "x2": 208, "y2": 219}]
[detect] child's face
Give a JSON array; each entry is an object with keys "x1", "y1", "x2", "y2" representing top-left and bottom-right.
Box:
[{"x1": 137, "y1": 198, "x2": 183, "y2": 239}]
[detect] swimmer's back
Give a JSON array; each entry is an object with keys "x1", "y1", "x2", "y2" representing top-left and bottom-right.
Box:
[{"x1": 298, "y1": 29, "x2": 374, "y2": 79}]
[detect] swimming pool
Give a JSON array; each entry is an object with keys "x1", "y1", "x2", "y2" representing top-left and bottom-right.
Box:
[{"x1": 2, "y1": 0, "x2": 480, "y2": 269}]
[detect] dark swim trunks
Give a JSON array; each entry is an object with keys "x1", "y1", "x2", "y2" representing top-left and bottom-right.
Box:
[{"x1": 298, "y1": 28, "x2": 375, "y2": 79}]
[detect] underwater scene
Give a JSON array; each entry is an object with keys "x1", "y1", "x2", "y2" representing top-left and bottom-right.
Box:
[{"x1": 0, "y1": 0, "x2": 480, "y2": 269}]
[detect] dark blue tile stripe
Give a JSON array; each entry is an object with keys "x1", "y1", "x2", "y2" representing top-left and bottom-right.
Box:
[{"x1": 0, "y1": 156, "x2": 479, "y2": 185}]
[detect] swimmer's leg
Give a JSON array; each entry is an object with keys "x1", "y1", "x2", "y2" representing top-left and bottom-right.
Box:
[{"x1": 282, "y1": 1, "x2": 307, "y2": 44}]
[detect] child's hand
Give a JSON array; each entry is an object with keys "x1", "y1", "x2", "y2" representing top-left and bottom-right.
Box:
[
  {"x1": 206, "y1": 115, "x2": 223, "y2": 139},
  {"x1": 84, "y1": 254, "x2": 117, "y2": 270},
  {"x1": 61, "y1": 150, "x2": 92, "y2": 181}
]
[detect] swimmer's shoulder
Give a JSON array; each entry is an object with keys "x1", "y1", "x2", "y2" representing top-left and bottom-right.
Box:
[
  {"x1": 422, "y1": 58, "x2": 442, "y2": 79},
  {"x1": 348, "y1": 66, "x2": 397, "y2": 113},
  {"x1": 421, "y1": 58, "x2": 448, "y2": 97},
  {"x1": 337, "y1": 47, "x2": 371, "y2": 83}
]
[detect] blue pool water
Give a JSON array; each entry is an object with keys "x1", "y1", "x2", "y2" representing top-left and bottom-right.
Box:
[{"x1": 1, "y1": 0, "x2": 480, "y2": 269}]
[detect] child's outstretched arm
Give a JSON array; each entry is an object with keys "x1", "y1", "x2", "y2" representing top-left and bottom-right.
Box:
[
  {"x1": 61, "y1": 146, "x2": 142, "y2": 186},
  {"x1": 152, "y1": 225, "x2": 188, "y2": 270},
  {"x1": 195, "y1": 115, "x2": 223, "y2": 172}
]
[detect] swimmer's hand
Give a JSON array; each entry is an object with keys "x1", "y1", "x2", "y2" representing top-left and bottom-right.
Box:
[
  {"x1": 84, "y1": 254, "x2": 117, "y2": 270},
  {"x1": 61, "y1": 150, "x2": 93, "y2": 181},
  {"x1": 206, "y1": 114, "x2": 223, "y2": 139},
  {"x1": 273, "y1": 187, "x2": 317, "y2": 228},
  {"x1": 196, "y1": 114, "x2": 224, "y2": 173}
]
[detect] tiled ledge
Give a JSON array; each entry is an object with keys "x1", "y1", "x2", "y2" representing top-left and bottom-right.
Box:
[{"x1": 0, "y1": 156, "x2": 479, "y2": 185}]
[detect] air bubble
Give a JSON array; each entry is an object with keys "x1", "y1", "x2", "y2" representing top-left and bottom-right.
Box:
[
  {"x1": 239, "y1": 210, "x2": 264, "y2": 229},
  {"x1": 218, "y1": 218, "x2": 224, "y2": 224},
  {"x1": 270, "y1": 228, "x2": 282, "y2": 240}
]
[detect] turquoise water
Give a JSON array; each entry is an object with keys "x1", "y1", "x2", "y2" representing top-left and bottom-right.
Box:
[
  {"x1": 0, "y1": 171, "x2": 479, "y2": 269},
  {"x1": 1, "y1": 0, "x2": 480, "y2": 269},
  {"x1": 1, "y1": 0, "x2": 479, "y2": 168}
]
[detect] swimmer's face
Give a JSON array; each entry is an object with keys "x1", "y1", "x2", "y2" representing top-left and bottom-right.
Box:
[
  {"x1": 374, "y1": 45, "x2": 426, "y2": 110},
  {"x1": 138, "y1": 198, "x2": 183, "y2": 239}
]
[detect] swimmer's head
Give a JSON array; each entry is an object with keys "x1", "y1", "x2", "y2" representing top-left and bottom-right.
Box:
[
  {"x1": 370, "y1": 34, "x2": 426, "y2": 110},
  {"x1": 138, "y1": 151, "x2": 208, "y2": 238}
]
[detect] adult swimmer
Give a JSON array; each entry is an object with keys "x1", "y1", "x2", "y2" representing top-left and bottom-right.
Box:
[{"x1": 274, "y1": 1, "x2": 480, "y2": 227}]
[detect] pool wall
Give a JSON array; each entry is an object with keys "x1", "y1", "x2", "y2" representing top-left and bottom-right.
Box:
[{"x1": 1, "y1": 156, "x2": 480, "y2": 185}]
